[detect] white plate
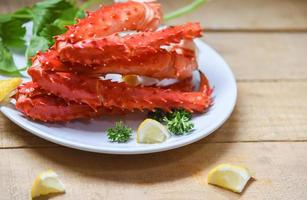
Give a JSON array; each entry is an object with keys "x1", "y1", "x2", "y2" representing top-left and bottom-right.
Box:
[{"x1": 0, "y1": 39, "x2": 237, "y2": 154}]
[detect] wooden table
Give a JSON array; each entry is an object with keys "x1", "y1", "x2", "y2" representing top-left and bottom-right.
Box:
[{"x1": 1, "y1": 0, "x2": 307, "y2": 199}]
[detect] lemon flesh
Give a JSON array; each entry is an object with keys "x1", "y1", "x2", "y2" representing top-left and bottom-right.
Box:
[
  {"x1": 31, "y1": 170, "x2": 65, "y2": 199},
  {"x1": 137, "y1": 119, "x2": 170, "y2": 144},
  {"x1": 0, "y1": 78, "x2": 22, "y2": 102},
  {"x1": 207, "y1": 164, "x2": 251, "y2": 193}
]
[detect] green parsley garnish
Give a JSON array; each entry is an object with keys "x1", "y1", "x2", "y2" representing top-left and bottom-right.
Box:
[
  {"x1": 0, "y1": 0, "x2": 99, "y2": 75},
  {"x1": 148, "y1": 108, "x2": 194, "y2": 135},
  {"x1": 164, "y1": 109, "x2": 194, "y2": 135},
  {"x1": 107, "y1": 121, "x2": 132, "y2": 143}
]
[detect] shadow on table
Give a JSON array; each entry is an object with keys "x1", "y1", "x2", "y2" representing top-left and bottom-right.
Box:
[{"x1": 25, "y1": 106, "x2": 240, "y2": 185}]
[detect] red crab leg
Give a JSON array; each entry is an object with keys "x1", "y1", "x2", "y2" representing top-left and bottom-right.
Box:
[
  {"x1": 15, "y1": 82, "x2": 122, "y2": 122},
  {"x1": 56, "y1": 1, "x2": 162, "y2": 44},
  {"x1": 28, "y1": 65, "x2": 212, "y2": 113},
  {"x1": 35, "y1": 48, "x2": 197, "y2": 80},
  {"x1": 56, "y1": 23, "x2": 202, "y2": 65},
  {"x1": 15, "y1": 79, "x2": 195, "y2": 122}
]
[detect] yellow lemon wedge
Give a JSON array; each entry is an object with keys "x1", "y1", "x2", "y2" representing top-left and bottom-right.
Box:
[
  {"x1": 31, "y1": 170, "x2": 65, "y2": 199},
  {"x1": 122, "y1": 75, "x2": 140, "y2": 86},
  {"x1": 137, "y1": 119, "x2": 170, "y2": 144},
  {"x1": 207, "y1": 164, "x2": 251, "y2": 193},
  {"x1": 0, "y1": 78, "x2": 22, "y2": 103}
]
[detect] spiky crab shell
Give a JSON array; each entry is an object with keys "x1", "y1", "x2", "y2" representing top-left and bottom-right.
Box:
[
  {"x1": 14, "y1": 79, "x2": 198, "y2": 123},
  {"x1": 15, "y1": 82, "x2": 124, "y2": 122},
  {"x1": 15, "y1": 1, "x2": 213, "y2": 122},
  {"x1": 35, "y1": 48, "x2": 197, "y2": 80},
  {"x1": 28, "y1": 64, "x2": 212, "y2": 113},
  {"x1": 56, "y1": 23, "x2": 202, "y2": 66},
  {"x1": 55, "y1": 1, "x2": 162, "y2": 44}
]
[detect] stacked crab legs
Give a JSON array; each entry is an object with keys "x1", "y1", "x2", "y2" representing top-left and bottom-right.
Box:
[{"x1": 15, "y1": 1, "x2": 212, "y2": 122}]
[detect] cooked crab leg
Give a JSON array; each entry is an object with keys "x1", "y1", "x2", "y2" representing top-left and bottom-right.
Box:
[
  {"x1": 56, "y1": 23, "x2": 202, "y2": 65},
  {"x1": 15, "y1": 82, "x2": 114, "y2": 122},
  {"x1": 15, "y1": 78, "x2": 195, "y2": 122},
  {"x1": 28, "y1": 65, "x2": 212, "y2": 113},
  {"x1": 56, "y1": 1, "x2": 162, "y2": 44},
  {"x1": 35, "y1": 48, "x2": 197, "y2": 80},
  {"x1": 16, "y1": 83, "x2": 126, "y2": 122}
]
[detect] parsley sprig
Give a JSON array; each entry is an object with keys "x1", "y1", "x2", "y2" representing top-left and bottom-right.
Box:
[
  {"x1": 148, "y1": 108, "x2": 194, "y2": 135},
  {"x1": 0, "y1": 0, "x2": 99, "y2": 75},
  {"x1": 107, "y1": 121, "x2": 132, "y2": 143},
  {"x1": 163, "y1": 109, "x2": 194, "y2": 135}
]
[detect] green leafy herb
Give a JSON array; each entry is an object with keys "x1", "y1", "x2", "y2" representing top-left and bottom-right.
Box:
[
  {"x1": 148, "y1": 108, "x2": 194, "y2": 135},
  {"x1": 0, "y1": 7, "x2": 32, "y2": 74},
  {"x1": 107, "y1": 121, "x2": 132, "y2": 143},
  {"x1": 0, "y1": 40, "x2": 20, "y2": 76},
  {"x1": 28, "y1": 0, "x2": 85, "y2": 61},
  {"x1": 0, "y1": 7, "x2": 32, "y2": 49},
  {"x1": 9, "y1": 7, "x2": 33, "y2": 22},
  {"x1": 31, "y1": 0, "x2": 74, "y2": 35},
  {"x1": 163, "y1": 109, "x2": 194, "y2": 135},
  {"x1": 39, "y1": 7, "x2": 85, "y2": 45},
  {"x1": 0, "y1": 0, "x2": 95, "y2": 75},
  {"x1": 164, "y1": 0, "x2": 206, "y2": 21},
  {"x1": 25, "y1": 36, "x2": 50, "y2": 64},
  {"x1": 0, "y1": 19, "x2": 27, "y2": 50},
  {"x1": 39, "y1": 24, "x2": 64, "y2": 45}
]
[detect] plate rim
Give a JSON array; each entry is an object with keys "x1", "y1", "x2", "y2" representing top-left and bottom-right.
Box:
[{"x1": 1, "y1": 40, "x2": 237, "y2": 154}]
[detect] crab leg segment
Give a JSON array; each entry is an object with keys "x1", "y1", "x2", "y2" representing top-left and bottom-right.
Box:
[
  {"x1": 15, "y1": 82, "x2": 110, "y2": 122},
  {"x1": 35, "y1": 49, "x2": 197, "y2": 80},
  {"x1": 28, "y1": 65, "x2": 212, "y2": 113},
  {"x1": 56, "y1": 1, "x2": 162, "y2": 43},
  {"x1": 56, "y1": 23, "x2": 202, "y2": 65}
]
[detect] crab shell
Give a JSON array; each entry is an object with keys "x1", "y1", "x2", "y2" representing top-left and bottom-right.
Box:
[
  {"x1": 55, "y1": 1, "x2": 162, "y2": 44},
  {"x1": 35, "y1": 47, "x2": 197, "y2": 80},
  {"x1": 56, "y1": 23, "x2": 202, "y2": 66},
  {"x1": 15, "y1": 1, "x2": 212, "y2": 122},
  {"x1": 27, "y1": 64, "x2": 212, "y2": 113},
  {"x1": 15, "y1": 82, "x2": 122, "y2": 122}
]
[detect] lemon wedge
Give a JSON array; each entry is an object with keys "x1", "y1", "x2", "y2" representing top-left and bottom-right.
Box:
[
  {"x1": 0, "y1": 78, "x2": 22, "y2": 102},
  {"x1": 207, "y1": 164, "x2": 251, "y2": 193},
  {"x1": 31, "y1": 170, "x2": 65, "y2": 199},
  {"x1": 122, "y1": 75, "x2": 140, "y2": 86},
  {"x1": 137, "y1": 119, "x2": 170, "y2": 144}
]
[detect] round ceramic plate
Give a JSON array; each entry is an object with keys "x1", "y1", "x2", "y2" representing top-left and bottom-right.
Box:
[{"x1": 0, "y1": 39, "x2": 237, "y2": 154}]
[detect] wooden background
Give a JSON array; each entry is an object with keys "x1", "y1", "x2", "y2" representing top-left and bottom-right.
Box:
[{"x1": 1, "y1": 0, "x2": 307, "y2": 199}]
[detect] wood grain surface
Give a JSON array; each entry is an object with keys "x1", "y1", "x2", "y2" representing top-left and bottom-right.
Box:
[
  {"x1": 0, "y1": 0, "x2": 307, "y2": 199},
  {"x1": 1, "y1": 0, "x2": 307, "y2": 30},
  {"x1": 205, "y1": 33, "x2": 307, "y2": 80},
  {"x1": 163, "y1": 0, "x2": 307, "y2": 31},
  {"x1": 1, "y1": 143, "x2": 307, "y2": 200}
]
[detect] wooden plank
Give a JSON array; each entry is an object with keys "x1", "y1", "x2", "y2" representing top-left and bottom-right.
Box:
[
  {"x1": 1, "y1": 81, "x2": 307, "y2": 148},
  {"x1": 0, "y1": 0, "x2": 36, "y2": 13},
  {"x1": 204, "y1": 33, "x2": 307, "y2": 80},
  {"x1": 1, "y1": 142, "x2": 307, "y2": 199},
  {"x1": 205, "y1": 81, "x2": 307, "y2": 142},
  {"x1": 1, "y1": 0, "x2": 307, "y2": 31},
  {"x1": 162, "y1": 0, "x2": 307, "y2": 31},
  {"x1": 0, "y1": 113, "x2": 53, "y2": 148}
]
